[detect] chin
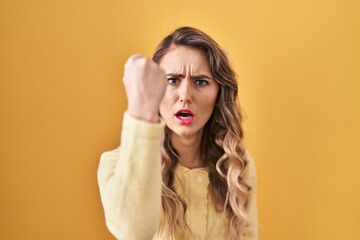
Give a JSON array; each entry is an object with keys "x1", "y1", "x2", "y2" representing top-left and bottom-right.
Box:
[
  {"x1": 173, "y1": 130, "x2": 195, "y2": 137},
  {"x1": 170, "y1": 124, "x2": 204, "y2": 138}
]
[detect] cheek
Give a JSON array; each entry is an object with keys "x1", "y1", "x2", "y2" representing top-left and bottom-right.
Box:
[
  {"x1": 159, "y1": 99, "x2": 166, "y2": 117},
  {"x1": 197, "y1": 99, "x2": 217, "y2": 122},
  {"x1": 203, "y1": 100, "x2": 217, "y2": 115},
  {"x1": 203, "y1": 89, "x2": 219, "y2": 111},
  {"x1": 159, "y1": 91, "x2": 172, "y2": 117}
]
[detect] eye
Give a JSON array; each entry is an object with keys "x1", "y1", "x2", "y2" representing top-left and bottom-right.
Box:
[
  {"x1": 195, "y1": 80, "x2": 209, "y2": 86},
  {"x1": 167, "y1": 77, "x2": 180, "y2": 85}
]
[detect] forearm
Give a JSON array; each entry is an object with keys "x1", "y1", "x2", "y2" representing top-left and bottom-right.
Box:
[{"x1": 98, "y1": 112, "x2": 165, "y2": 239}]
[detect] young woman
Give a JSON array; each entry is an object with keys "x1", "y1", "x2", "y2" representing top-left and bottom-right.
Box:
[{"x1": 98, "y1": 27, "x2": 258, "y2": 240}]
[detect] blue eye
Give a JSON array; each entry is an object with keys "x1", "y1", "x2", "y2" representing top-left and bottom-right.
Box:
[
  {"x1": 168, "y1": 78, "x2": 179, "y2": 85},
  {"x1": 195, "y1": 80, "x2": 208, "y2": 86}
]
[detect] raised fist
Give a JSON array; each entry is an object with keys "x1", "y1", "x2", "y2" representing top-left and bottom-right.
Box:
[{"x1": 122, "y1": 54, "x2": 167, "y2": 123}]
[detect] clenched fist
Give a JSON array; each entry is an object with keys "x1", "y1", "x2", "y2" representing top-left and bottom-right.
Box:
[{"x1": 123, "y1": 54, "x2": 167, "y2": 123}]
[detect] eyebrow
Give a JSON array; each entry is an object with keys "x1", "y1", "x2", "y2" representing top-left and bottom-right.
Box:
[{"x1": 165, "y1": 73, "x2": 213, "y2": 80}]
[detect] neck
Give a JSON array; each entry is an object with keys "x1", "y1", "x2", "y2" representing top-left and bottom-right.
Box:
[{"x1": 170, "y1": 132, "x2": 204, "y2": 169}]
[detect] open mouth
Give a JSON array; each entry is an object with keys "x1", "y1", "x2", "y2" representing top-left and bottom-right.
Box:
[
  {"x1": 175, "y1": 109, "x2": 195, "y2": 124},
  {"x1": 176, "y1": 112, "x2": 193, "y2": 119}
]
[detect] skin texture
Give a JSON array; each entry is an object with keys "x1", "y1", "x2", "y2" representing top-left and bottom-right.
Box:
[
  {"x1": 123, "y1": 46, "x2": 219, "y2": 168},
  {"x1": 159, "y1": 46, "x2": 219, "y2": 168},
  {"x1": 123, "y1": 54, "x2": 167, "y2": 123}
]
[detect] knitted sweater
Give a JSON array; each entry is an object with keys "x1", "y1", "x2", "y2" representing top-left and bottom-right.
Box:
[{"x1": 97, "y1": 112, "x2": 258, "y2": 240}]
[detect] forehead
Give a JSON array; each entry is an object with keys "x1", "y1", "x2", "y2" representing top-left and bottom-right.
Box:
[{"x1": 159, "y1": 46, "x2": 211, "y2": 74}]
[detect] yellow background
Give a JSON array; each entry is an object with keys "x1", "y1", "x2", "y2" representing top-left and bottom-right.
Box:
[{"x1": 1, "y1": 0, "x2": 359, "y2": 239}]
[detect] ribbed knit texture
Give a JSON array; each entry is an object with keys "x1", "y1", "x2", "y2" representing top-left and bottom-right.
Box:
[{"x1": 98, "y1": 112, "x2": 258, "y2": 240}]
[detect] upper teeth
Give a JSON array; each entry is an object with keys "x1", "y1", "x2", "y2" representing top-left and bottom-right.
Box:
[
  {"x1": 177, "y1": 112, "x2": 192, "y2": 119},
  {"x1": 179, "y1": 115, "x2": 191, "y2": 120}
]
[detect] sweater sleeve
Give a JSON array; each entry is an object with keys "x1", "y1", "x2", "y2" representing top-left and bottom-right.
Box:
[
  {"x1": 243, "y1": 149, "x2": 259, "y2": 240},
  {"x1": 97, "y1": 112, "x2": 165, "y2": 240}
]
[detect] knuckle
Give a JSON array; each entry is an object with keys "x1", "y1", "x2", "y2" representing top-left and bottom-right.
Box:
[
  {"x1": 137, "y1": 57, "x2": 147, "y2": 66},
  {"x1": 125, "y1": 54, "x2": 142, "y2": 66}
]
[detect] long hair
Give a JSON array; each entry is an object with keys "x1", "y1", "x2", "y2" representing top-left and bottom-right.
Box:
[{"x1": 153, "y1": 26, "x2": 251, "y2": 240}]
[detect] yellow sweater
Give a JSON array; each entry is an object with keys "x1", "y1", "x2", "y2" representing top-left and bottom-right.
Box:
[{"x1": 97, "y1": 112, "x2": 258, "y2": 240}]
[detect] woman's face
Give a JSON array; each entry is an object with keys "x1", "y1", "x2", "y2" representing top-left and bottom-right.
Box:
[{"x1": 159, "y1": 46, "x2": 219, "y2": 138}]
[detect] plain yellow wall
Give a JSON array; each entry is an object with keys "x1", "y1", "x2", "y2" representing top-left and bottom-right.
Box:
[{"x1": 1, "y1": 0, "x2": 359, "y2": 239}]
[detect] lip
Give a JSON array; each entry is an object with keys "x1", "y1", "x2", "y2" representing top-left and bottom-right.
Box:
[{"x1": 175, "y1": 109, "x2": 195, "y2": 125}]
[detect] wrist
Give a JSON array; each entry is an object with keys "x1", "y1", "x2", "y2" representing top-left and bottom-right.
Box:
[{"x1": 127, "y1": 107, "x2": 160, "y2": 123}]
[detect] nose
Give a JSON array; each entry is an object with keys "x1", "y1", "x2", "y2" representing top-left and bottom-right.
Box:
[{"x1": 178, "y1": 79, "x2": 193, "y2": 106}]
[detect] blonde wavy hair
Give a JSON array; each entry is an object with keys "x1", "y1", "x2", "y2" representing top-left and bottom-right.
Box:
[{"x1": 152, "y1": 27, "x2": 251, "y2": 240}]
